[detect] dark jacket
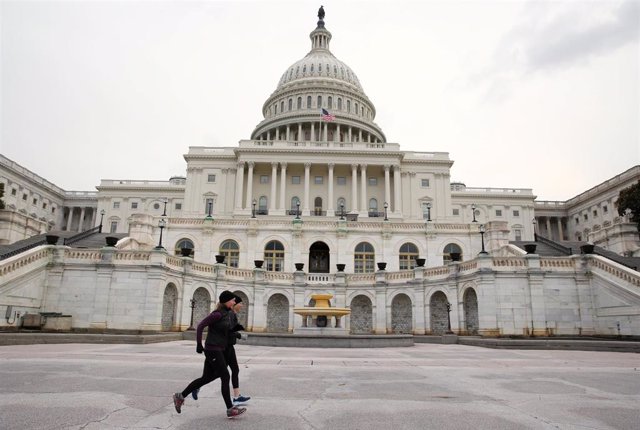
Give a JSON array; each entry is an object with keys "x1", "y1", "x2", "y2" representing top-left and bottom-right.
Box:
[{"x1": 196, "y1": 307, "x2": 234, "y2": 351}]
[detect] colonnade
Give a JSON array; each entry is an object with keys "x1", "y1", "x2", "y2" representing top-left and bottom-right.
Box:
[
  {"x1": 64, "y1": 206, "x2": 98, "y2": 232},
  {"x1": 234, "y1": 162, "x2": 401, "y2": 216},
  {"x1": 257, "y1": 121, "x2": 381, "y2": 144}
]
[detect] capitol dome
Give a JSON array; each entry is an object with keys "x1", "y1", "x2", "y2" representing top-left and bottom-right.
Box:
[{"x1": 251, "y1": 9, "x2": 385, "y2": 144}]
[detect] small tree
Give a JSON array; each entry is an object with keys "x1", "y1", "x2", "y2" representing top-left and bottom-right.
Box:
[
  {"x1": 0, "y1": 182, "x2": 5, "y2": 209},
  {"x1": 616, "y1": 180, "x2": 640, "y2": 231}
]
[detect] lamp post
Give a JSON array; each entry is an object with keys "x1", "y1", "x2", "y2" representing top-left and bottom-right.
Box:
[
  {"x1": 340, "y1": 202, "x2": 345, "y2": 220},
  {"x1": 426, "y1": 202, "x2": 432, "y2": 222},
  {"x1": 162, "y1": 198, "x2": 168, "y2": 217},
  {"x1": 206, "y1": 201, "x2": 213, "y2": 218},
  {"x1": 479, "y1": 224, "x2": 488, "y2": 255},
  {"x1": 295, "y1": 201, "x2": 301, "y2": 219},
  {"x1": 471, "y1": 203, "x2": 477, "y2": 222},
  {"x1": 98, "y1": 209, "x2": 105, "y2": 233},
  {"x1": 155, "y1": 218, "x2": 166, "y2": 250},
  {"x1": 445, "y1": 301, "x2": 454, "y2": 334},
  {"x1": 252, "y1": 199, "x2": 256, "y2": 218},
  {"x1": 187, "y1": 298, "x2": 196, "y2": 331},
  {"x1": 532, "y1": 218, "x2": 538, "y2": 241},
  {"x1": 383, "y1": 202, "x2": 388, "y2": 221}
]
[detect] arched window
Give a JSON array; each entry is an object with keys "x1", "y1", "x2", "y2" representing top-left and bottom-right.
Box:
[
  {"x1": 259, "y1": 196, "x2": 268, "y2": 215},
  {"x1": 338, "y1": 98, "x2": 342, "y2": 111},
  {"x1": 368, "y1": 198, "x2": 378, "y2": 217},
  {"x1": 337, "y1": 197, "x2": 346, "y2": 213},
  {"x1": 175, "y1": 238, "x2": 195, "y2": 257},
  {"x1": 290, "y1": 196, "x2": 300, "y2": 215},
  {"x1": 274, "y1": 103, "x2": 277, "y2": 114},
  {"x1": 361, "y1": 106, "x2": 364, "y2": 116},
  {"x1": 355, "y1": 102, "x2": 359, "y2": 115},
  {"x1": 311, "y1": 64, "x2": 314, "y2": 72},
  {"x1": 288, "y1": 98, "x2": 292, "y2": 111},
  {"x1": 297, "y1": 97, "x2": 302, "y2": 109},
  {"x1": 354, "y1": 242, "x2": 375, "y2": 273},
  {"x1": 314, "y1": 197, "x2": 323, "y2": 216},
  {"x1": 264, "y1": 240, "x2": 284, "y2": 272},
  {"x1": 307, "y1": 96, "x2": 312, "y2": 109},
  {"x1": 317, "y1": 95, "x2": 322, "y2": 108},
  {"x1": 399, "y1": 242, "x2": 419, "y2": 270},
  {"x1": 443, "y1": 243, "x2": 463, "y2": 263},
  {"x1": 328, "y1": 96, "x2": 332, "y2": 109},
  {"x1": 280, "y1": 101, "x2": 284, "y2": 113},
  {"x1": 219, "y1": 239, "x2": 239, "y2": 268},
  {"x1": 347, "y1": 100, "x2": 351, "y2": 113}
]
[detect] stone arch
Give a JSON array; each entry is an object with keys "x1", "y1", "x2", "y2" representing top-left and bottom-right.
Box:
[
  {"x1": 391, "y1": 293, "x2": 413, "y2": 334},
  {"x1": 192, "y1": 287, "x2": 211, "y2": 327},
  {"x1": 161, "y1": 283, "x2": 179, "y2": 331},
  {"x1": 350, "y1": 294, "x2": 373, "y2": 334},
  {"x1": 309, "y1": 241, "x2": 330, "y2": 273},
  {"x1": 429, "y1": 291, "x2": 449, "y2": 335},
  {"x1": 233, "y1": 290, "x2": 250, "y2": 329},
  {"x1": 266, "y1": 293, "x2": 289, "y2": 333},
  {"x1": 463, "y1": 288, "x2": 479, "y2": 335}
]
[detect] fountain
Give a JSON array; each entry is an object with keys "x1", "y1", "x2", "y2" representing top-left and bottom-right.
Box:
[{"x1": 293, "y1": 293, "x2": 351, "y2": 335}]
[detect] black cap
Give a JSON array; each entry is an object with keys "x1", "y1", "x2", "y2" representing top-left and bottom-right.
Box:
[{"x1": 219, "y1": 290, "x2": 235, "y2": 303}]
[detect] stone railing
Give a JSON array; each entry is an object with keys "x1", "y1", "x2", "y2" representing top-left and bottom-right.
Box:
[
  {"x1": 590, "y1": 257, "x2": 640, "y2": 289},
  {"x1": 540, "y1": 258, "x2": 575, "y2": 270},
  {"x1": 0, "y1": 246, "x2": 51, "y2": 279},
  {"x1": 307, "y1": 274, "x2": 333, "y2": 283}
]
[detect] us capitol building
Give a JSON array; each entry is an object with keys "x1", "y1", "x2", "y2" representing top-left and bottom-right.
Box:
[{"x1": 1, "y1": 9, "x2": 639, "y2": 337}]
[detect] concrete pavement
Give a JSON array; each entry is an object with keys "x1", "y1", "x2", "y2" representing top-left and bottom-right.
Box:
[{"x1": 0, "y1": 341, "x2": 638, "y2": 429}]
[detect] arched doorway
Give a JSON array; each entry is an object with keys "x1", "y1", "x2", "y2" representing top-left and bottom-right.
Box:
[
  {"x1": 391, "y1": 294, "x2": 413, "y2": 334},
  {"x1": 314, "y1": 197, "x2": 323, "y2": 216},
  {"x1": 266, "y1": 293, "x2": 289, "y2": 332},
  {"x1": 192, "y1": 287, "x2": 211, "y2": 327},
  {"x1": 463, "y1": 288, "x2": 479, "y2": 335},
  {"x1": 309, "y1": 241, "x2": 330, "y2": 273},
  {"x1": 161, "y1": 283, "x2": 178, "y2": 331},
  {"x1": 429, "y1": 291, "x2": 449, "y2": 335},
  {"x1": 234, "y1": 290, "x2": 249, "y2": 329},
  {"x1": 350, "y1": 295, "x2": 373, "y2": 334}
]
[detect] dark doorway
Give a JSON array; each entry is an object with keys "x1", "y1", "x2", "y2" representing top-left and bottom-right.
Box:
[{"x1": 309, "y1": 241, "x2": 330, "y2": 273}]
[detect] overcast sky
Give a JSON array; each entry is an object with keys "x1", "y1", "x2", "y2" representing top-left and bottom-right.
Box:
[{"x1": 1, "y1": 0, "x2": 638, "y2": 201}]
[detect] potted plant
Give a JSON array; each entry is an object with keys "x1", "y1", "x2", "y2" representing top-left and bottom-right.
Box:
[
  {"x1": 295, "y1": 263, "x2": 304, "y2": 271},
  {"x1": 45, "y1": 235, "x2": 59, "y2": 245}
]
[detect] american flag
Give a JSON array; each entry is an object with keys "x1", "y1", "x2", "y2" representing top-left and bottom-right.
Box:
[{"x1": 321, "y1": 108, "x2": 335, "y2": 122}]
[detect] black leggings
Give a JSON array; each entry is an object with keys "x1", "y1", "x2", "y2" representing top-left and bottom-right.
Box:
[
  {"x1": 226, "y1": 345, "x2": 239, "y2": 389},
  {"x1": 181, "y1": 350, "x2": 233, "y2": 409}
]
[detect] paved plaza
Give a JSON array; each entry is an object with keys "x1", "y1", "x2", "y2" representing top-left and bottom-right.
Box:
[{"x1": 0, "y1": 341, "x2": 638, "y2": 430}]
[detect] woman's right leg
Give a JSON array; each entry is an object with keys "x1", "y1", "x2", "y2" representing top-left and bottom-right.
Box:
[
  {"x1": 181, "y1": 350, "x2": 219, "y2": 397},
  {"x1": 210, "y1": 349, "x2": 233, "y2": 409}
]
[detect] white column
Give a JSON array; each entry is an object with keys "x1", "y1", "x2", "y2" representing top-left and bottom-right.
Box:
[
  {"x1": 348, "y1": 127, "x2": 352, "y2": 142},
  {"x1": 351, "y1": 164, "x2": 358, "y2": 212},
  {"x1": 335, "y1": 124, "x2": 340, "y2": 142},
  {"x1": 304, "y1": 162, "x2": 311, "y2": 214},
  {"x1": 235, "y1": 162, "x2": 245, "y2": 210},
  {"x1": 245, "y1": 162, "x2": 255, "y2": 209},
  {"x1": 328, "y1": 163, "x2": 335, "y2": 215},
  {"x1": 323, "y1": 122, "x2": 328, "y2": 141},
  {"x1": 79, "y1": 207, "x2": 86, "y2": 232},
  {"x1": 221, "y1": 168, "x2": 229, "y2": 214},
  {"x1": 298, "y1": 124, "x2": 302, "y2": 141},
  {"x1": 409, "y1": 172, "x2": 417, "y2": 218},
  {"x1": 360, "y1": 164, "x2": 367, "y2": 215},
  {"x1": 275, "y1": 128, "x2": 280, "y2": 140},
  {"x1": 558, "y1": 217, "x2": 564, "y2": 241},
  {"x1": 384, "y1": 165, "x2": 391, "y2": 214},
  {"x1": 66, "y1": 207, "x2": 73, "y2": 231},
  {"x1": 270, "y1": 162, "x2": 278, "y2": 212},
  {"x1": 393, "y1": 165, "x2": 401, "y2": 215},
  {"x1": 311, "y1": 123, "x2": 315, "y2": 142},
  {"x1": 279, "y1": 163, "x2": 287, "y2": 212},
  {"x1": 286, "y1": 126, "x2": 290, "y2": 141},
  {"x1": 546, "y1": 218, "x2": 552, "y2": 240}
]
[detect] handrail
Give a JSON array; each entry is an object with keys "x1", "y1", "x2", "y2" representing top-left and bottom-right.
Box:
[
  {"x1": 535, "y1": 234, "x2": 573, "y2": 255},
  {"x1": 0, "y1": 240, "x2": 46, "y2": 260},
  {"x1": 63, "y1": 226, "x2": 101, "y2": 245}
]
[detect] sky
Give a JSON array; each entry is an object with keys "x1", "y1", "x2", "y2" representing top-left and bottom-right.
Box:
[{"x1": 1, "y1": 0, "x2": 638, "y2": 201}]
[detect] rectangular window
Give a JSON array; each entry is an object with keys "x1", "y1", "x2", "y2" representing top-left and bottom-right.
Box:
[
  {"x1": 314, "y1": 176, "x2": 323, "y2": 184},
  {"x1": 131, "y1": 202, "x2": 138, "y2": 209},
  {"x1": 42, "y1": 203, "x2": 47, "y2": 209},
  {"x1": 292, "y1": 176, "x2": 301, "y2": 184},
  {"x1": 575, "y1": 217, "x2": 579, "y2": 225},
  {"x1": 453, "y1": 208, "x2": 459, "y2": 216},
  {"x1": 175, "y1": 203, "x2": 182, "y2": 210},
  {"x1": 260, "y1": 175, "x2": 269, "y2": 184},
  {"x1": 513, "y1": 210, "x2": 520, "y2": 217},
  {"x1": 33, "y1": 198, "x2": 37, "y2": 205},
  {"x1": 584, "y1": 214, "x2": 588, "y2": 221},
  {"x1": 110, "y1": 221, "x2": 118, "y2": 233},
  {"x1": 11, "y1": 189, "x2": 17, "y2": 196},
  {"x1": 113, "y1": 202, "x2": 120, "y2": 209},
  {"x1": 515, "y1": 229, "x2": 522, "y2": 241},
  {"x1": 421, "y1": 179, "x2": 430, "y2": 187},
  {"x1": 52, "y1": 207, "x2": 55, "y2": 214},
  {"x1": 207, "y1": 174, "x2": 216, "y2": 183},
  {"x1": 368, "y1": 177, "x2": 377, "y2": 186},
  {"x1": 496, "y1": 209, "x2": 502, "y2": 217},
  {"x1": 603, "y1": 205, "x2": 608, "y2": 213},
  {"x1": 593, "y1": 210, "x2": 598, "y2": 217},
  {"x1": 337, "y1": 176, "x2": 346, "y2": 185},
  {"x1": 22, "y1": 193, "x2": 27, "y2": 200}
]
